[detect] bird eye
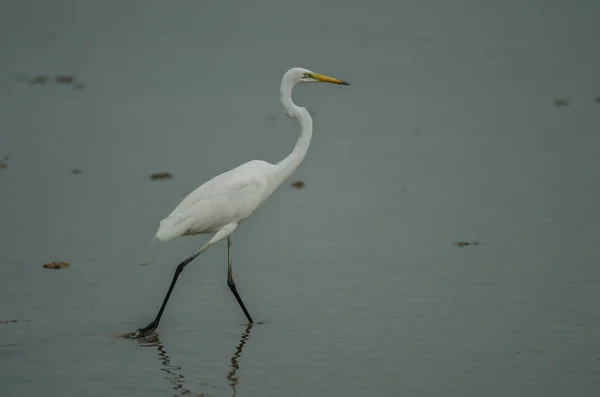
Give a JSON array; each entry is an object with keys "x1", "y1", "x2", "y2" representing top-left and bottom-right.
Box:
[{"x1": 303, "y1": 73, "x2": 312, "y2": 78}]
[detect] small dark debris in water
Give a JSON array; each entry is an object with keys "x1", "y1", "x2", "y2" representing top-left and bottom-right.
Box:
[
  {"x1": 139, "y1": 262, "x2": 151, "y2": 266},
  {"x1": 0, "y1": 319, "x2": 18, "y2": 324},
  {"x1": 595, "y1": 97, "x2": 600, "y2": 103},
  {"x1": 291, "y1": 180, "x2": 305, "y2": 189},
  {"x1": 43, "y1": 261, "x2": 70, "y2": 270},
  {"x1": 402, "y1": 187, "x2": 408, "y2": 192},
  {"x1": 149, "y1": 172, "x2": 173, "y2": 180},
  {"x1": 267, "y1": 114, "x2": 278, "y2": 122},
  {"x1": 30, "y1": 76, "x2": 49, "y2": 85},
  {"x1": 0, "y1": 162, "x2": 7, "y2": 169},
  {"x1": 454, "y1": 241, "x2": 482, "y2": 248},
  {"x1": 72, "y1": 83, "x2": 86, "y2": 91},
  {"x1": 55, "y1": 75, "x2": 74, "y2": 84},
  {"x1": 3, "y1": 155, "x2": 8, "y2": 161},
  {"x1": 71, "y1": 169, "x2": 81, "y2": 174},
  {"x1": 553, "y1": 99, "x2": 569, "y2": 107}
]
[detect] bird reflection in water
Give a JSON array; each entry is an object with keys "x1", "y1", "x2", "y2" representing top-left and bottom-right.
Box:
[
  {"x1": 226, "y1": 324, "x2": 253, "y2": 396},
  {"x1": 135, "y1": 333, "x2": 190, "y2": 395},
  {"x1": 130, "y1": 324, "x2": 254, "y2": 397}
]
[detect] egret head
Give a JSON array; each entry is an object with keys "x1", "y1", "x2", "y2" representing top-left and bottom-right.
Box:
[
  {"x1": 280, "y1": 67, "x2": 349, "y2": 119},
  {"x1": 284, "y1": 67, "x2": 350, "y2": 86}
]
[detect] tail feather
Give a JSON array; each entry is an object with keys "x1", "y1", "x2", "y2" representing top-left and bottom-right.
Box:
[{"x1": 154, "y1": 211, "x2": 190, "y2": 242}]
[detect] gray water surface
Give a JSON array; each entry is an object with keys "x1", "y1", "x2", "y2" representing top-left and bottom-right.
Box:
[{"x1": 1, "y1": 1, "x2": 600, "y2": 396}]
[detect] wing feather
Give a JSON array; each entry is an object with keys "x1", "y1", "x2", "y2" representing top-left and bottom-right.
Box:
[{"x1": 155, "y1": 160, "x2": 273, "y2": 241}]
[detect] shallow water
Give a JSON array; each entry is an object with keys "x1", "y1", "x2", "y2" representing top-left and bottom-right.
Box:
[{"x1": 1, "y1": 0, "x2": 600, "y2": 396}]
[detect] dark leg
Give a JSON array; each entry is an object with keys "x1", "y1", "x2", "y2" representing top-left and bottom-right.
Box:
[
  {"x1": 227, "y1": 236, "x2": 254, "y2": 324},
  {"x1": 135, "y1": 243, "x2": 211, "y2": 338}
]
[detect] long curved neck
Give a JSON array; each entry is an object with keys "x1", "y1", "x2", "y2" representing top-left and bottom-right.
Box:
[{"x1": 273, "y1": 79, "x2": 313, "y2": 185}]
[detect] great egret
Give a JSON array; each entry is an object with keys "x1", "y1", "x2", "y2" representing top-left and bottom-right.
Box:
[{"x1": 134, "y1": 67, "x2": 349, "y2": 338}]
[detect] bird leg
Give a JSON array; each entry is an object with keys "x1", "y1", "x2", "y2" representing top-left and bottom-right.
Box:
[
  {"x1": 227, "y1": 236, "x2": 254, "y2": 324},
  {"x1": 134, "y1": 243, "x2": 211, "y2": 338}
]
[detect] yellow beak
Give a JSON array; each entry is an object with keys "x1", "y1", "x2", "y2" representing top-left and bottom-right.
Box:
[{"x1": 311, "y1": 73, "x2": 350, "y2": 85}]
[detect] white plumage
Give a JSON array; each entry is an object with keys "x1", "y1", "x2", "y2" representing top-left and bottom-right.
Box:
[{"x1": 155, "y1": 160, "x2": 274, "y2": 241}]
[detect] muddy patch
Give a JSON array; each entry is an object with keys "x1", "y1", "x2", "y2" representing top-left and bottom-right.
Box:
[
  {"x1": 149, "y1": 172, "x2": 173, "y2": 180},
  {"x1": 43, "y1": 261, "x2": 70, "y2": 270},
  {"x1": 453, "y1": 241, "x2": 482, "y2": 248},
  {"x1": 291, "y1": 180, "x2": 305, "y2": 189}
]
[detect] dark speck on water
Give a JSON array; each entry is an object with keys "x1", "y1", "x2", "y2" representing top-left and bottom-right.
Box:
[
  {"x1": 71, "y1": 169, "x2": 81, "y2": 174},
  {"x1": 291, "y1": 180, "x2": 305, "y2": 189},
  {"x1": 595, "y1": 96, "x2": 600, "y2": 103},
  {"x1": 29, "y1": 76, "x2": 49, "y2": 85},
  {"x1": 0, "y1": 162, "x2": 7, "y2": 169},
  {"x1": 454, "y1": 241, "x2": 482, "y2": 248},
  {"x1": 149, "y1": 172, "x2": 173, "y2": 180},
  {"x1": 554, "y1": 99, "x2": 570, "y2": 106},
  {"x1": 55, "y1": 75, "x2": 74, "y2": 84},
  {"x1": 0, "y1": 319, "x2": 18, "y2": 324},
  {"x1": 43, "y1": 261, "x2": 70, "y2": 269}
]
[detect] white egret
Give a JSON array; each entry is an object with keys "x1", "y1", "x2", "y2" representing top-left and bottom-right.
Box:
[{"x1": 134, "y1": 67, "x2": 349, "y2": 338}]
